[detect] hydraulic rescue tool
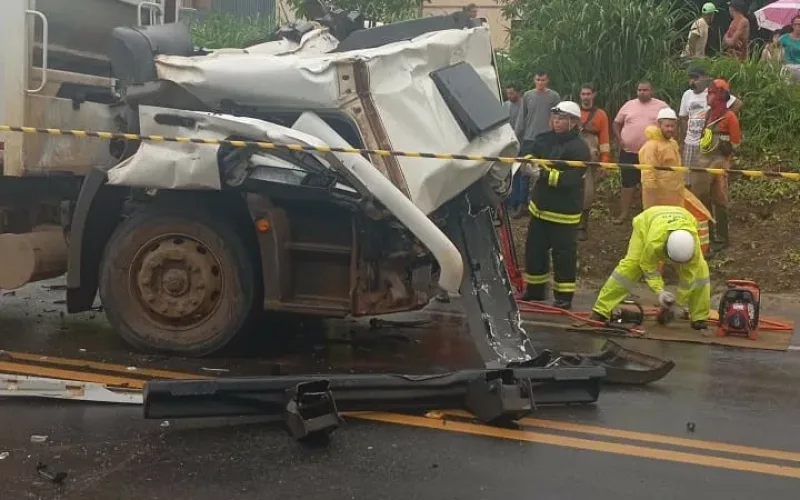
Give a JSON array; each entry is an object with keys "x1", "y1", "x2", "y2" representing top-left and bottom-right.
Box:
[
  {"x1": 716, "y1": 280, "x2": 761, "y2": 340},
  {"x1": 611, "y1": 300, "x2": 646, "y2": 327}
]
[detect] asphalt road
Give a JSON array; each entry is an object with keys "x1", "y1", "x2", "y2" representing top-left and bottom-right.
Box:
[{"x1": 1, "y1": 279, "x2": 799, "y2": 499}]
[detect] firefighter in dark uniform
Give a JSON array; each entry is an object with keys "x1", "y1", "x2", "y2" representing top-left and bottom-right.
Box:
[{"x1": 522, "y1": 101, "x2": 591, "y2": 309}]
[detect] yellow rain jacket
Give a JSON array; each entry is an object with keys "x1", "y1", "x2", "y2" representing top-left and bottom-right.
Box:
[
  {"x1": 592, "y1": 206, "x2": 711, "y2": 322},
  {"x1": 638, "y1": 126, "x2": 684, "y2": 209}
]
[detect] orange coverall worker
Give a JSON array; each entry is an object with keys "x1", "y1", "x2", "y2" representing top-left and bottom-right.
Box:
[{"x1": 592, "y1": 206, "x2": 711, "y2": 323}]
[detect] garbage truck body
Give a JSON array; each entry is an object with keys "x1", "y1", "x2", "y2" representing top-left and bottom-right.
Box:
[{"x1": 0, "y1": 0, "x2": 533, "y2": 361}]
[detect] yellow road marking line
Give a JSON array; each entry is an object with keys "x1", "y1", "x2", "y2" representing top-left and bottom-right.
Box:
[
  {"x1": 351, "y1": 412, "x2": 800, "y2": 479},
  {"x1": 0, "y1": 361, "x2": 144, "y2": 389},
  {"x1": 3, "y1": 351, "x2": 212, "y2": 381},
  {"x1": 6, "y1": 354, "x2": 799, "y2": 475},
  {"x1": 444, "y1": 410, "x2": 800, "y2": 463}
]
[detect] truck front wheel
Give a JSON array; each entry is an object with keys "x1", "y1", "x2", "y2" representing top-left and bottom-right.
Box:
[{"x1": 99, "y1": 203, "x2": 258, "y2": 356}]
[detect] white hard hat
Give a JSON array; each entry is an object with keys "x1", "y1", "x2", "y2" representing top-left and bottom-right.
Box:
[
  {"x1": 666, "y1": 229, "x2": 695, "y2": 263},
  {"x1": 551, "y1": 101, "x2": 582, "y2": 119},
  {"x1": 657, "y1": 107, "x2": 678, "y2": 121}
]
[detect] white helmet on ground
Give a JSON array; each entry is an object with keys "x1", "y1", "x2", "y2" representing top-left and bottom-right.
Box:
[
  {"x1": 657, "y1": 107, "x2": 678, "y2": 121},
  {"x1": 551, "y1": 101, "x2": 582, "y2": 119},
  {"x1": 666, "y1": 229, "x2": 695, "y2": 263}
]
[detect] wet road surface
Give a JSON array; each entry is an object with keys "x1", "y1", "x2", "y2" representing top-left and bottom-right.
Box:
[{"x1": 1, "y1": 279, "x2": 799, "y2": 499}]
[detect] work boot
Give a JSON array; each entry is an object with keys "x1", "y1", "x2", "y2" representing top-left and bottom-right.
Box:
[
  {"x1": 521, "y1": 284, "x2": 547, "y2": 302},
  {"x1": 552, "y1": 291, "x2": 573, "y2": 310},
  {"x1": 552, "y1": 299, "x2": 572, "y2": 310},
  {"x1": 691, "y1": 320, "x2": 708, "y2": 331},
  {"x1": 589, "y1": 311, "x2": 609, "y2": 323},
  {"x1": 712, "y1": 206, "x2": 729, "y2": 250}
]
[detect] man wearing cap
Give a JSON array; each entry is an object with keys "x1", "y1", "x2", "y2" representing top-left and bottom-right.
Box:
[
  {"x1": 693, "y1": 79, "x2": 741, "y2": 251},
  {"x1": 682, "y1": 3, "x2": 719, "y2": 58},
  {"x1": 521, "y1": 101, "x2": 590, "y2": 310},
  {"x1": 679, "y1": 68, "x2": 742, "y2": 187}
]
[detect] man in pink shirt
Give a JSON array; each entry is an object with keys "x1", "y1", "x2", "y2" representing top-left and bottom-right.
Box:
[{"x1": 612, "y1": 81, "x2": 669, "y2": 223}]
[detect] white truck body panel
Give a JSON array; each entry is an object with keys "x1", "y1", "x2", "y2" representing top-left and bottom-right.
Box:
[{"x1": 152, "y1": 26, "x2": 518, "y2": 214}]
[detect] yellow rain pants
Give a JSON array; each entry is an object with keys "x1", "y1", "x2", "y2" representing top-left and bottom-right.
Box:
[{"x1": 592, "y1": 206, "x2": 711, "y2": 322}]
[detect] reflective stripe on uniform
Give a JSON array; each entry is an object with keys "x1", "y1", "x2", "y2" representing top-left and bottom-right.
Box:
[
  {"x1": 553, "y1": 282, "x2": 577, "y2": 293},
  {"x1": 524, "y1": 272, "x2": 549, "y2": 285},
  {"x1": 528, "y1": 201, "x2": 581, "y2": 225},
  {"x1": 548, "y1": 169, "x2": 560, "y2": 187},
  {"x1": 678, "y1": 276, "x2": 711, "y2": 290},
  {"x1": 599, "y1": 144, "x2": 611, "y2": 153},
  {"x1": 643, "y1": 270, "x2": 660, "y2": 280},
  {"x1": 610, "y1": 271, "x2": 638, "y2": 292}
]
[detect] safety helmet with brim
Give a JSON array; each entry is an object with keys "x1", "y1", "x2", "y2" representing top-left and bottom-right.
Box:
[
  {"x1": 550, "y1": 101, "x2": 582, "y2": 119},
  {"x1": 657, "y1": 108, "x2": 678, "y2": 121},
  {"x1": 666, "y1": 229, "x2": 695, "y2": 263}
]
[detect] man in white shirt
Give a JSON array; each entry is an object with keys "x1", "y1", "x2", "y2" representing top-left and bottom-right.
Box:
[{"x1": 678, "y1": 68, "x2": 742, "y2": 186}]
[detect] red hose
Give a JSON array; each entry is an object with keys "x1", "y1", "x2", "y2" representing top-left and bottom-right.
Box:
[
  {"x1": 516, "y1": 299, "x2": 646, "y2": 336},
  {"x1": 494, "y1": 206, "x2": 793, "y2": 335}
]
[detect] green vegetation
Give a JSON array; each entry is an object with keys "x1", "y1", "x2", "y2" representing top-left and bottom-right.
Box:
[
  {"x1": 498, "y1": 0, "x2": 800, "y2": 207},
  {"x1": 499, "y1": 0, "x2": 691, "y2": 115},
  {"x1": 287, "y1": 0, "x2": 423, "y2": 23},
  {"x1": 187, "y1": 12, "x2": 275, "y2": 49}
]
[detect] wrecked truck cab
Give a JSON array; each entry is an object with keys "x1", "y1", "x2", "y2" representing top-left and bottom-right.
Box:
[{"x1": 71, "y1": 12, "x2": 524, "y2": 359}]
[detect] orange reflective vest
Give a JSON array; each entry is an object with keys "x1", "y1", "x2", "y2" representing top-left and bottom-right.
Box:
[{"x1": 683, "y1": 188, "x2": 713, "y2": 256}]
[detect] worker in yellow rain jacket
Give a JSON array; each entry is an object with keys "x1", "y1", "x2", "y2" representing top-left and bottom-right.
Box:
[
  {"x1": 639, "y1": 108, "x2": 684, "y2": 209},
  {"x1": 590, "y1": 206, "x2": 710, "y2": 330}
]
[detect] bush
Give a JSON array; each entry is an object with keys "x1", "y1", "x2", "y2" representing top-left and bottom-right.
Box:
[
  {"x1": 500, "y1": 0, "x2": 691, "y2": 114},
  {"x1": 648, "y1": 57, "x2": 800, "y2": 166},
  {"x1": 287, "y1": 0, "x2": 422, "y2": 23},
  {"x1": 498, "y1": 0, "x2": 800, "y2": 206}
]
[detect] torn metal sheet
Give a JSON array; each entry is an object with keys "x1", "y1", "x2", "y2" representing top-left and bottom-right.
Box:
[
  {"x1": 152, "y1": 26, "x2": 518, "y2": 214},
  {"x1": 0, "y1": 374, "x2": 143, "y2": 404},
  {"x1": 105, "y1": 106, "x2": 338, "y2": 190}
]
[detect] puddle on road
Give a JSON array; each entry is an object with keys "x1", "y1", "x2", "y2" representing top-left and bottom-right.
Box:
[{"x1": 0, "y1": 279, "x2": 490, "y2": 377}]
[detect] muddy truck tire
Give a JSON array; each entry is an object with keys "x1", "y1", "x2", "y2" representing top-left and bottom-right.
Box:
[{"x1": 99, "y1": 203, "x2": 259, "y2": 357}]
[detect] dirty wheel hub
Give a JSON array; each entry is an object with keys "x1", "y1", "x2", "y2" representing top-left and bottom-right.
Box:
[{"x1": 133, "y1": 236, "x2": 223, "y2": 328}]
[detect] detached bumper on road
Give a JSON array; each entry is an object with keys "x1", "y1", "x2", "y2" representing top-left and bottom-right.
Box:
[{"x1": 143, "y1": 365, "x2": 605, "y2": 441}]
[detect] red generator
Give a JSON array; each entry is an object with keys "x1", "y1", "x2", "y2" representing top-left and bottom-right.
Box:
[{"x1": 716, "y1": 280, "x2": 761, "y2": 340}]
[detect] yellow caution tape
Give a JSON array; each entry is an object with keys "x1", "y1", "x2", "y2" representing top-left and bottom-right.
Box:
[{"x1": 2, "y1": 124, "x2": 799, "y2": 181}]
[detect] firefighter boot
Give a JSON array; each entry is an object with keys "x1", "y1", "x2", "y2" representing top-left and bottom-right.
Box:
[
  {"x1": 521, "y1": 284, "x2": 547, "y2": 302},
  {"x1": 553, "y1": 299, "x2": 573, "y2": 310}
]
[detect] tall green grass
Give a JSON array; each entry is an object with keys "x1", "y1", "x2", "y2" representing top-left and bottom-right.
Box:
[
  {"x1": 500, "y1": 0, "x2": 693, "y2": 114},
  {"x1": 498, "y1": 0, "x2": 800, "y2": 206},
  {"x1": 188, "y1": 12, "x2": 275, "y2": 49},
  {"x1": 287, "y1": 0, "x2": 422, "y2": 23},
  {"x1": 649, "y1": 57, "x2": 800, "y2": 166}
]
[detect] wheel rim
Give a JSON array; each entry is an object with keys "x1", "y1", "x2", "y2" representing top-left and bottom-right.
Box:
[{"x1": 130, "y1": 234, "x2": 224, "y2": 331}]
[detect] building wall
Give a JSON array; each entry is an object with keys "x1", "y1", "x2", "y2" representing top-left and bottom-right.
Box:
[{"x1": 423, "y1": 0, "x2": 510, "y2": 49}]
